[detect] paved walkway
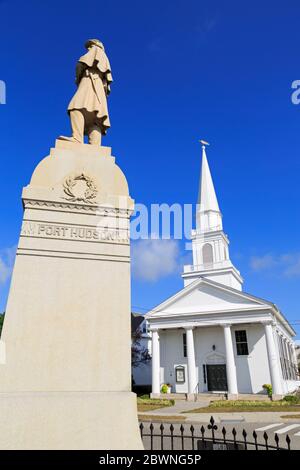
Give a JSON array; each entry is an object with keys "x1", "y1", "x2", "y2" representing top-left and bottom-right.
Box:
[
  {"x1": 181, "y1": 411, "x2": 300, "y2": 423},
  {"x1": 144, "y1": 399, "x2": 209, "y2": 415},
  {"x1": 138, "y1": 399, "x2": 300, "y2": 423}
]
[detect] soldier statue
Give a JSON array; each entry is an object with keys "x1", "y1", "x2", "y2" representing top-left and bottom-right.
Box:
[{"x1": 59, "y1": 39, "x2": 112, "y2": 146}]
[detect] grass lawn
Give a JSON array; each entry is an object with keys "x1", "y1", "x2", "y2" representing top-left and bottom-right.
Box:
[
  {"x1": 280, "y1": 414, "x2": 300, "y2": 419},
  {"x1": 183, "y1": 400, "x2": 300, "y2": 413},
  {"x1": 138, "y1": 414, "x2": 186, "y2": 422},
  {"x1": 137, "y1": 395, "x2": 175, "y2": 412}
]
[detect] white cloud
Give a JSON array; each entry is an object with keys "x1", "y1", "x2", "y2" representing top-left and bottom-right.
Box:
[
  {"x1": 0, "y1": 246, "x2": 16, "y2": 284},
  {"x1": 283, "y1": 255, "x2": 300, "y2": 277},
  {"x1": 250, "y1": 252, "x2": 300, "y2": 278},
  {"x1": 131, "y1": 238, "x2": 179, "y2": 282},
  {"x1": 0, "y1": 259, "x2": 10, "y2": 283},
  {"x1": 250, "y1": 254, "x2": 277, "y2": 271}
]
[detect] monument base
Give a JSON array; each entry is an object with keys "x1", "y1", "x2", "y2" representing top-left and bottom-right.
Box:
[
  {"x1": 0, "y1": 391, "x2": 143, "y2": 449},
  {"x1": 0, "y1": 141, "x2": 142, "y2": 449}
]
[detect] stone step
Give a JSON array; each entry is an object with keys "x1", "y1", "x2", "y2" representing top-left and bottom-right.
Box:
[{"x1": 158, "y1": 392, "x2": 270, "y2": 402}]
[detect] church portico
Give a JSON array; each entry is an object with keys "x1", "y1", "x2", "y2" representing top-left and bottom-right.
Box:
[
  {"x1": 145, "y1": 143, "x2": 299, "y2": 400},
  {"x1": 149, "y1": 317, "x2": 286, "y2": 398}
]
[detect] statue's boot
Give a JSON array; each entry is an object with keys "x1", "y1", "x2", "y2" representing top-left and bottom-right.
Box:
[
  {"x1": 57, "y1": 136, "x2": 81, "y2": 143},
  {"x1": 58, "y1": 110, "x2": 84, "y2": 144},
  {"x1": 88, "y1": 125, "x2": 102, "y2": 146}
]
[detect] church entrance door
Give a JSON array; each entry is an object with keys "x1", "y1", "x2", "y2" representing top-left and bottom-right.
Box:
[{"x1": 206, "y1": 364, "x2": 228, "y2": 391}]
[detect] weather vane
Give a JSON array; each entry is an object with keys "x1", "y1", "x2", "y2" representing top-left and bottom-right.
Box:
[{"x1": 199, "y1": 139, "x2": 210, "y2": 147}]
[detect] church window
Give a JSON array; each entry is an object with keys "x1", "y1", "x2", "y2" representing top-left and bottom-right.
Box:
[
  {"x1": 235, "y1": 330, "x2": 249, "y2": 355},
  {"x1": 202, "y1": 243, "x2": 213, "y2": 265},
  {"x1": 183, "y1": 333, "x2": 187, "y2": 357}
]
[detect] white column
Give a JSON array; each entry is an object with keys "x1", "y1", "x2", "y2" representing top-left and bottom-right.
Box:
[
  {"x1": 185, "y1": 327, "x2": 197, "y2": 394},
  {"x1": 290, "y1": 342, "x2": 299, "y2": 380},
  {"x1": 287, "y1": 340, "x2": 296, "y2": 380},
  {"x1": 151, "y1": 329, "x2": 160, "y2": 395},
  {"x1": 290, "y1": 342, "x2": 298, "y2": 366},
  {"x1": 223, "y1": 324, "x2": 238, "y2": 395},
  {"x1": 264, "y1": 322, "x2": 283, "y2": 396},
  {"x1": 284, "y1": 338, "x2": 292, "y2": 380}
]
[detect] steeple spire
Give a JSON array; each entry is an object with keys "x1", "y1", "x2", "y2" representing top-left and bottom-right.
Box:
[
  {"x1": 198, "y1": 141, "x2": 220, "y2": 211},
  {"x1": 196, "y1": 141, "x2": 222, "y2": 232},
  {"x1": 182, "y1": 140, "x2": 243, "y2": 291}
]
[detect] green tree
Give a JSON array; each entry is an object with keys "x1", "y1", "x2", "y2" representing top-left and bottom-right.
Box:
[
  {"x1": 131, "y1": 326, "x2": 151, "y2": 369},
  {"x1": 0, "y1": 312, "x2": 5, "y2": 337}
]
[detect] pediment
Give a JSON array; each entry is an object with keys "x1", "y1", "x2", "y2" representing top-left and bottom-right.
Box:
[{"x1": 147, "y1": 278, "x2": 271, "y2": 317}]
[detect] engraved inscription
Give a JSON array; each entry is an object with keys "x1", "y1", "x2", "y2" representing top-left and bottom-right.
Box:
[{"x1": 21, "y1": 222, "x2": 129, "y2": 243}]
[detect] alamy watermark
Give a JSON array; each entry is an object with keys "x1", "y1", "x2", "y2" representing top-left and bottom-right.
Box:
[
  {"x1": 0, "y1": 80, "x2": 6, "y2": 104},
  {"x1": 291, "y1": 80, "x2": 300, "y2": 105},
  {"x1": 93, "y1": 200, "x2": 210, "y2": 251}
]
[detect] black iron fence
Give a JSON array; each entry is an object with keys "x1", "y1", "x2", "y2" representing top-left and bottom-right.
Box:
[{"x1": 140, "y1": 416, "x2": 292, "y2": 450}]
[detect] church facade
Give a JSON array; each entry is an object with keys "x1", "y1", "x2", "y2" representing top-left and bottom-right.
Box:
[{"x1": 143, "y1": 144, "x2": 299, "y2": 399}]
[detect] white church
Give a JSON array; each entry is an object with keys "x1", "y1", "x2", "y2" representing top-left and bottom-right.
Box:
[{"x1": 134, "y1": 144, "x2": 299, "y2": 399}]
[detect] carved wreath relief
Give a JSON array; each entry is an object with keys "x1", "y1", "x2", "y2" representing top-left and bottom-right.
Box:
[{"x1": 63, "y1": 173, "x2": 98, "y2": 204}]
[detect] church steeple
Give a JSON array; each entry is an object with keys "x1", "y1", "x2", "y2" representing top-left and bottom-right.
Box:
[
  {"x1": 182, "y1": 141, "x2": 243, "y2": 291},
  {"x1": 196, "y1": 142, "x2": 222, "y2": 232}
]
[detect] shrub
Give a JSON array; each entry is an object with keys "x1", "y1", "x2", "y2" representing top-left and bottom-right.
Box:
[
  {"x1": 161, "y1": 384, "x2": 169, "y2": 394},
  {"x1": 262, "y1": 384, "x2": 273, "y2": 397},
  {"x1": 283, "y1": 395, "x2": 300, "y2": 404}
]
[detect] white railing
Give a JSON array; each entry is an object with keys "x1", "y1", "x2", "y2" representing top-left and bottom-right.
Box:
[
  {"x1": 184, "y1": 260, "x2": 232, "y2": 273},
  {"x1": 191, "y1": 225, "x2": 222, "y2": 236}
]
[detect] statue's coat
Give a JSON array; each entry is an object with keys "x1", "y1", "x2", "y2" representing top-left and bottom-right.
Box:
[{"x1": 68, "y1": 46, "x2": 113, "y2": 134}]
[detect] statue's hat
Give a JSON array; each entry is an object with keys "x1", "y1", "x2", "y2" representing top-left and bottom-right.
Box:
[{"x1": 85, "y1": 39, "x2": 104, "y2": 50}]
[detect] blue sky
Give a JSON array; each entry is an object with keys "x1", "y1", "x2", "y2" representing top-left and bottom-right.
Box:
[{"x1": 0, "y1": 0, "x2": 300, "y2": 337}]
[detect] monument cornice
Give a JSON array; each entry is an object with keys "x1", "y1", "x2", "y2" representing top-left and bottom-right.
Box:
[{"x1": 22, "y1": 198, "x2": 133, "y2": 217}]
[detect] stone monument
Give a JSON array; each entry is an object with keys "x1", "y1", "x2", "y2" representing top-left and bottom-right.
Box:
[{"x1": 0, "y1": 40, "x2": 143, "y2": 449}]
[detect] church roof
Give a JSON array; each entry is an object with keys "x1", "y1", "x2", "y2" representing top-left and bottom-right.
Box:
[{"x1": 146, "y1": 277, "x2": 296, "y2": 336}]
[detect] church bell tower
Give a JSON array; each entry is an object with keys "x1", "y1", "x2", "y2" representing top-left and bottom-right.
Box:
[{"x1": 182, "y1": 142, "x2": 243, "y2": 291}]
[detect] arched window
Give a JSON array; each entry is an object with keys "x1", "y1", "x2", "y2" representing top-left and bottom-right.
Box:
[{"x1": 202, "y1": 243, "x2": 213, "y2": 265}]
